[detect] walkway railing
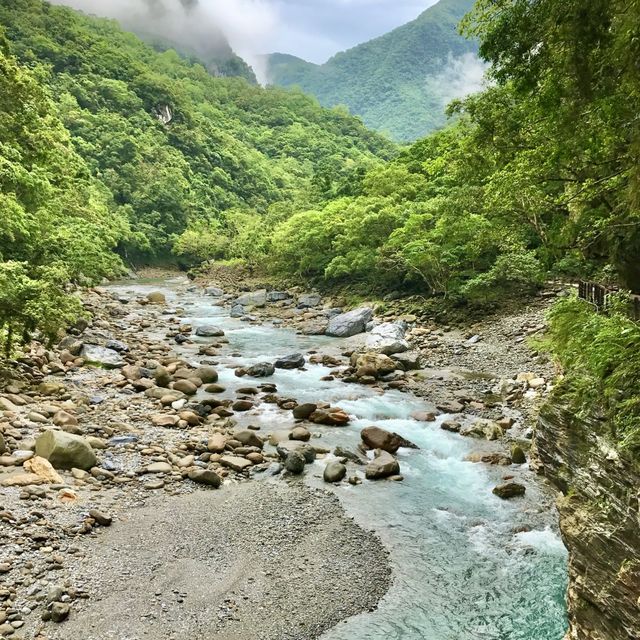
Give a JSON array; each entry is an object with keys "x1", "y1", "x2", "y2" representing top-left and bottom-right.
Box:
[{"x1": 578, "y1": 281, "x2": 640, "y2": 320}]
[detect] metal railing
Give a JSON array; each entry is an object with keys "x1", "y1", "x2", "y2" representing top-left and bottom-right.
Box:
[{"x1": 578, "y1": 281, "x2": 640, "y2": 320}]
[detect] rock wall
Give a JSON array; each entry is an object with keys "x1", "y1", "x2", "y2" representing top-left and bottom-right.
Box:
[{"x1": 534, "y1": 403, "x2": 640, "y2": 640}]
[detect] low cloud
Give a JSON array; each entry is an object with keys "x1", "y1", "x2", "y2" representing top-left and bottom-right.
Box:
[
  {"x1": 427, "y1": 52, "x2": 489, "y2": 108},
  {"x1": 51, "y1": 0, "x2": 278, "y2": 82}
]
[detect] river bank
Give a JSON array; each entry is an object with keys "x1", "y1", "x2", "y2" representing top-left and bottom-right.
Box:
[{"x1": 0, "y1": 275, "x2": 568, "y2": 639}]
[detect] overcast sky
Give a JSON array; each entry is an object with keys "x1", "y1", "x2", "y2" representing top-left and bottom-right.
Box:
[{"x1": 268, "y1": 0, "x2": 439, "y2": 63}]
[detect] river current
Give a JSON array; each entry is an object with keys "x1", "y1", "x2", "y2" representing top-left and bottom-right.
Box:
[{"x1": 111, "y1": 277, "x2": 569, "y2": 640}]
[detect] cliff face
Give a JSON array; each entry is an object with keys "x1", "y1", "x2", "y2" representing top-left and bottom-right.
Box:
[{"x1": 534, "y1": 403, "x2": 640, "y2": 640}]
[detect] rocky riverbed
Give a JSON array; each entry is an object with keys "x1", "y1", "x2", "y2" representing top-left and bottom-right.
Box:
[{"x1": 0, "y1": 275, "x2": 569, "y2": 639}]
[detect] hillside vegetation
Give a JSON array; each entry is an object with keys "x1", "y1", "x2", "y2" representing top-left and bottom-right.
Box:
[
  {"x1": 267, "y1": 0, "x2": 478, "y2": 141},
  {"x1": 0, "y1": 0, "x2": 394, "y2": 352}
]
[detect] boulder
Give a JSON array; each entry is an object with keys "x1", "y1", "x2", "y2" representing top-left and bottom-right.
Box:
[
  {"x1": 204, "y1": 286, "x2": 224, "y2": 297},
  {"x1": 207, "y1": 433, "x2": 226, "y2": 453},
  {"x1": 146, "y1": 462, "x2": 172, "y2": 473},
  {"x1": 266, "y1": 291, "x2": 289, "y2": 302},
  {"x1": 284, "y1": 451, "x2": 306, "y2": 474},
  {"x1": 154, "y1": 366, "x2": 172, "y2": 387},
  {"x1": 58, "y1": 336, "x2": 84, "y2": 356},
  {"x1": 292, "y1": 403, "x2": 317, "y2": 420},
  {"x1": 80, "y1": 344, "x2": 125, "y2": 369},
  {"x1": 230, "y1": 305, "x2": 245, "y2": 318},
  {"x1": 35, "y1": 430, "x2": 97, "y2": 470},
  {"x1": 53, "y1": 410, "x2": 78, "y2": 429},
  {"x1": 245, "y1": 362, "x2": 275, "y2": 378},
  {"x1": 122, "y1": 364, "x2": 143, "y2": 381},
  {"x1": 233, "y1": 430, "x2": 263, "y2": 449},
  {"x1": 195, "y1": 325, "x2": 225, "y2": 338},
  {"x1": 23, "y1": 456, "x2": 63, "y2": 484},
  {"x1": 274, "y1": 353, "x2": 305, "y2": 369},
  {"x1": 360, "y1": 426, "x2": 418, "y2": 454},
  {"x1": 173, "y1": 379, "x2": 197, "y2": 396},
  {"x1": 326, "y1": 307, "x2": 374, "y2": 338},
  {"x1": 289, "y1": 427, "x2": 311, "y2": 442},
  {"x1": 510, "y1": 444, "x2": 527, "y2": 464},
  {"x1": 235, "y1": 290, "x2": 267, "y2": 307},
  {"x1": 188, "y1": 469, "x2": 221, "y2": 487},
  {"x1": 352, "y1": 352, "x2": 397, "y2": 378},
  {"x1": 391, "y1": 350, "x2": 423, "y2": 371},
  {"x1": 492, "y1": 482, "x2": 526, "y2": 499},
  {"x1": 324, "y1": 461, "x2": 347, "y2": 483},
  {"x1": 0, "y1": 433, "x2": 5, "y2": 455},
  {"x1": 146, "y1": 291, "x2": 166, "y2": 304},
  {"x1": 309, "y1": 407, "x2": 350, "y2": 426},
  {"x1": 364, "y1": 322, "x2": 409, "y2": 355},
  {"x1": 297, "y1": 293, "x2": 322, "y2": 308},
  {"x1": 219, "y1": 455, "x2": 252, "y2": 472},
  {"x1": 105, "y1": 339, "x2": 129, "y2": 353},
  {"x1": 194, "y1": 366, "x2": 218, "y2": 383},
  {"x1": 365, "y1": 450, "x2": 400, "y2": 480},
  {"x1": 232, "y1": 399, "x2": 254, "y2": 411}
]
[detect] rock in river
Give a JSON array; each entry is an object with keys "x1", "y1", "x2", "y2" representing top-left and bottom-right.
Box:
[
  {"x1": 245, "y1": 362, "x2": 275, "y2": 378},
  {"x1": 195, "y1": 325, "x2": 225, "y2": 337},
  {"x1": 492, "y1": 482, "x2": 526, "y2": 499},
  {"x1": 325, "y1": 307, "x2": 374, "y2": 338},
  {"x1": 80, "y1": 344, "x2": 125, "y2": 369},
  {"x1": 274, "y1": 353, "x2": 305, "y2": 369},
  {"x1": 292, "y1": 403, "x2": 317, "y2": 420},
  {"x1": 35, "y1": 430, "x2": 97, "y2": 470},
  {"x1": 324, "y1": 461, "x2": 347, "y2": 483},
  {"x1": 361, "y1": 426, "x2": 418, "y2": 454},
  {"x1": 284, "y1": 451, "x2": 306, "y2": 474},
  {"x1": 365, "y1": 450, "x2": 400, "y2": 480}
]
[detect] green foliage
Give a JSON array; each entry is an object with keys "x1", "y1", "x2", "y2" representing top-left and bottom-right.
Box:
[
  {"x1": 544, "y1": 297, "x2": 640, "y2": 455},
  {"x1": 1, "y1": 0, "x2": 394, "y2": 263},
  {"x1": 0, "y1": 40, "x2": 126, "y2": 351},
  {"x1": 0, "y1": 262, "x2": 84, "y2": 355},
  {"x1": 267, "y1": 0, "x2": 478, "y2": 142}
]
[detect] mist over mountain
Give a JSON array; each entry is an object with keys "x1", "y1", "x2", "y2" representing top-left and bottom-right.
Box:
[
  {"x1": 49, "y1": 0, "x2": 274, "y2": 82},
  {"x1": 267, "y1": 0, "x2": 481, "y2": 141}
]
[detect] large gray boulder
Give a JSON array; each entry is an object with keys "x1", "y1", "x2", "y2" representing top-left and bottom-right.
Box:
[
  {"x1": 195, "y1": 325, "x2": 225, "y2": 337},
  {"x1": 245, "y1": 362, "x2": 275, "y2": 378},
  {"x1": 297, "y1": 293, "x2": 322, "y2": 308},
  {"x1": 365, "y1": 450, "x2": 400, "y2": 480},
  {"x1": 35, "y1": 430, "x2": 97, "y2": 470},
  {"x1": 80, "y1": 344, "x2": 125, "y2": 369},
  {"x1": 235, "y1": 290, "x2": 267, "y2": 307},
  {"x1": 323, "y1": 461, "x2": 347, "y2": 483},
  {"x1": 326, "y1": 307, "x2": 374, "y2": 338},
  {"x1": 365, "y1": 322, "x2": 409, "y2": 355},
  {"x1": 274, "y1": 353, "x2": 305, "y2": 369},
  {"x1": 204, "y1": 286, "x2": 224, "y2": 297},
  {"x1": 266, "y1": 291, "x2": 289, "y2": 302}
]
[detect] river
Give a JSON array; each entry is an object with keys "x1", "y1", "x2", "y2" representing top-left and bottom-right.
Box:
[{"x1": 112, "y1": 277, "x2": 569, "y2": 640}]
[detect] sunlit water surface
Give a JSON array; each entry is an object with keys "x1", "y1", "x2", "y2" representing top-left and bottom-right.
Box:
[{"x1": 111, "y1": 279, "x2": 568, "y2": 640}]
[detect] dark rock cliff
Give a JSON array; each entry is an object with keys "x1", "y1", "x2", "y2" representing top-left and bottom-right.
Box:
[{"x1": 534, "y1": 403, "x2": 640, "y2": 640}]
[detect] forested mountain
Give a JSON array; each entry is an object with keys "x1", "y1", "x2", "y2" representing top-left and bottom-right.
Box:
[
  {"x1": 0, "y1": 0, "x2": 394, "y2": 349},
  {"x1": 267, "y1": 0, "x2": 478, "y2": 141}
]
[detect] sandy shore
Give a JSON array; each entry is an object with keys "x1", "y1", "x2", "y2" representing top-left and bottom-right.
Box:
[{"x1": 43, "y1": 481, "x2": 389, "y2": 640}]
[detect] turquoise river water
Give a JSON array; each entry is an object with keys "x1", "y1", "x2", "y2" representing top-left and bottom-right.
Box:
[{"x1": 112, "y1": 278, "x2": 569, "y2": 640}]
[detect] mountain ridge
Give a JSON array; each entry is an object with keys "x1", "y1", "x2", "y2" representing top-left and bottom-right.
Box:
[{"x1": 266, "y1": 0, "x2": 478, "y2": 141}]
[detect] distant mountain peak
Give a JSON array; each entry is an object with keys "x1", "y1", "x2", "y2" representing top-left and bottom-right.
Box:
[{"x1": 266, "y1": 0, "x2": 479, "y2": 141}]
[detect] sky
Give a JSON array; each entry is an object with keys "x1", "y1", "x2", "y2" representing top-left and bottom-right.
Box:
[
  {"x1": 267, "y1": 0, "x2": 439, "y2": 63},
  {"x1": 52, "y1": 0, "x2": 441, "y2": 77}
]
